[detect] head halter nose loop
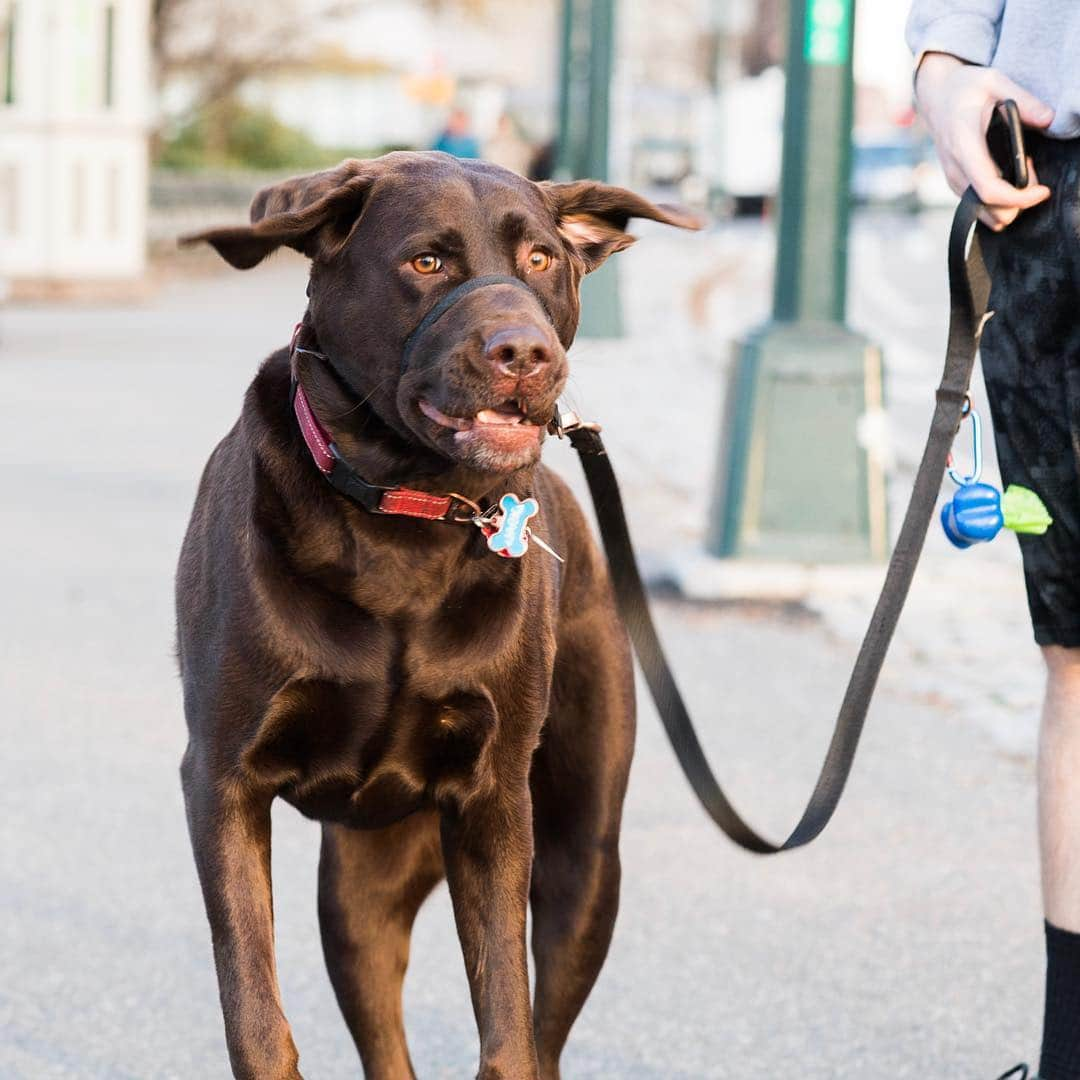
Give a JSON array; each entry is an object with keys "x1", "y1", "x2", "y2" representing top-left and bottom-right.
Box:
[{"x1": 400, "y1": 274, "x2": 551, "y2": 372}]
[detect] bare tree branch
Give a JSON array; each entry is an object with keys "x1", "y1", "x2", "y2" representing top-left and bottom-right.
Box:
[
  {"x1": 150, "y1": 0, "x2": 492, "y2": 146},
  {"x1": 152, "y1": 0, "x2": 366, "y2": 103}
]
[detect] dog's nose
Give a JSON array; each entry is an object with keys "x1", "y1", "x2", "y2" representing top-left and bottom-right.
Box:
[{"x1": 483, "y1": 327, "x2": 552, "y2": 378}]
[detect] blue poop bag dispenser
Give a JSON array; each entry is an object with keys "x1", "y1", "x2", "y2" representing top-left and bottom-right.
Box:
[{"x1": 941, "y1": 404, "x2": 1052, "y2": 548}]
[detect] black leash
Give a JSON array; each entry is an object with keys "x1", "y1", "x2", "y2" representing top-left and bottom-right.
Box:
[{"x1": 563, "y1": 183, "x2": 992, "y2": 854}]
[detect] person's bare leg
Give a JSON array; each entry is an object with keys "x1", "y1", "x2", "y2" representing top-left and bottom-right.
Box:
[
  {"x1": 1039, "y1": 646, "x2": 1080, "y2": 931},
  {"x1": 1037, "y1": 646, "x2": 1080, "y2": 1080}
]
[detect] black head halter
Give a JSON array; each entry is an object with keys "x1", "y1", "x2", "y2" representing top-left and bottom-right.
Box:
[
  {"x1": 399, "y1": 274, "x2": 553, "y2": 372},
  {"x1": 295, "y1": 273, "x2": 554, "y2": 393}
]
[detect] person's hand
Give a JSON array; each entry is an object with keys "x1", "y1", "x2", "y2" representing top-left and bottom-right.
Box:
[{"x1": 915, "y1": 52, "x2": 1053, "y2": 229}]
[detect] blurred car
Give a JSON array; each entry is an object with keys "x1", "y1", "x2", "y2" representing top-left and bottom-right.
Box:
[
  {"x1": 913, "y1": 145, "x2": 957, "y2": 208},
  {"x1": 850, "y1": 133, "x2": 956, "y2": 210},
  {"x1": 709, "y1": 66, "x2": 784, "y2": 208},
  {"x1": 850, "y1": 136, "x2": 919, "y2": 205},
  {"x1": 632, "y1": 137, "x2": 694, "y2": 187}
]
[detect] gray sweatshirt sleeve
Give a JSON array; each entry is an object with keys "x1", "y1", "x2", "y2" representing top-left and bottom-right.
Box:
[{"x1": 905, "y1": 1, "x2": 1005, "y2": 65}]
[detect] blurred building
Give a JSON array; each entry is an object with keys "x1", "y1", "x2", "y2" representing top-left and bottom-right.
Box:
[
  {"x1": 160, "y1": 0, "x2": 560, "y2": 158},
  {"x1": 0, "y1": 0, "x2": 151, "y2": 294}
]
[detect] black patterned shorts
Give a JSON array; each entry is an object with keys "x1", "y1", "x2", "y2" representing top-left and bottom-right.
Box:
[{"x1": 980, "y1": 134, "x2": 1080, "y2": 647}]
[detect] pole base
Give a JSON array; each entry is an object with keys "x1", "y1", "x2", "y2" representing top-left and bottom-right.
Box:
[
  {"x1": 576, "y1": 259, "x2": 623, "y2": 339},
  {"x1": 707, "y1": 320, "x2": 888, "y2": 563}
]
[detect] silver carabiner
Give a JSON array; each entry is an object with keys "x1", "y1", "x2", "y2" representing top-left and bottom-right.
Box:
[
  {"x1": 947, "y1": 406, "x2": 984, "y2": 486},
  {"x1": 547, "y1": 402, "x2": 602, "y2": 439}
]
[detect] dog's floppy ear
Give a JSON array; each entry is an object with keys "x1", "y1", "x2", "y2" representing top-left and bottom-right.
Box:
[
  {"x1": 541, "y1": 180, "x2": 704, "y2": 272},
  {"x1": 180, "y1": 159, "x2": 379, "y2": 270}
]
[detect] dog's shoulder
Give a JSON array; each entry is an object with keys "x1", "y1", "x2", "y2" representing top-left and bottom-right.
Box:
[
  {"x1": 244, "y1": 347, "x2": 298, "y2": 454},
  {"x1": 531, "y1": 463, "x2": 615, "y2": 616}
]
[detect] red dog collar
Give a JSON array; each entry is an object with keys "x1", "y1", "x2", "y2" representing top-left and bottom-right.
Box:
[
  {"x1": 289, "y1": 324, "x2": 563, "y2": 561},
  {"x1": 291, "y1": 321, "x2": 474, "y2": 521},
  {"x1": 292, "y1": 381, "x2": 466, "y2": 521}
]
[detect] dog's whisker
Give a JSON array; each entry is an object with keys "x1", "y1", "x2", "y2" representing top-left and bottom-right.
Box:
[{"x1": 328, "y1": 377, "x2": 395, "y2": 421}]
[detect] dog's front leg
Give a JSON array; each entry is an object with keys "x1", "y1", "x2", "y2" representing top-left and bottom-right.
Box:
[
  {"x1": 441, "y1": 784, "x2": 538, "y2": 1080},
  {"x1": 182, "y1": 747, "x2": 301, "y2": 1080}
]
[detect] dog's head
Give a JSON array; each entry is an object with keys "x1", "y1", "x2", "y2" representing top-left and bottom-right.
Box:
[{"x1": 183, "y1": 152, "x2": 700, "y2": 473}]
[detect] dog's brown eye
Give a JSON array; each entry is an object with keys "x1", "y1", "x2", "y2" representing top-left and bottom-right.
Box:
[
  {"x1": 527, "y1": 250, "x2": 552, "y2": 272},
  {"x1": 411, "y1": 254, "x2": 442, "y2": 275}
]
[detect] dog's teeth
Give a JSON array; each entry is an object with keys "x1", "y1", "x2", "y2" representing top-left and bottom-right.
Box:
[
  {"x1": 419, "y1": 399, "x2": 472, "y2": 430},
  {"x1": 475, "y1": 408, "x2": 523, "y2": 426}
]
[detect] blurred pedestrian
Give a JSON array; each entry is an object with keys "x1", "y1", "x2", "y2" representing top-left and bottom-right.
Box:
[
  {"x1": 909, "y1": 5, "x2": 1080, "y2": 1079},
  {"x1": 527, "y1": 139, "x2": 556, "y2": 182},
  {"x1": 431, "y1": 107, "x2": 481, "y2": 159},
  {"x1": 483, "y1": 112, "x2": 533, "y2": 176}
]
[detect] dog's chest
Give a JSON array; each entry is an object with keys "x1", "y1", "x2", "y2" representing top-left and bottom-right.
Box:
[
  {"x1": 247, "y1": 673, "x2": 504, "y2": 827},
  {"x1": 245, "y1": 527, "x2": 555, "y2": 826}
]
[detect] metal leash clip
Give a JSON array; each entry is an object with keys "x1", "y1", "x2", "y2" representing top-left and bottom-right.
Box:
[
  {"x1": 946, "y1": 398, "x2": 983, "y2": 486},
  {"x1": 548, "y1": 402, "x2": 602, "y2": 440}
]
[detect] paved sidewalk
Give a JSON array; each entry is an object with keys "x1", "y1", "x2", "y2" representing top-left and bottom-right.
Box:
[{"x1": 1, "y1": 210, "x2": 1046, "y2": 1078}]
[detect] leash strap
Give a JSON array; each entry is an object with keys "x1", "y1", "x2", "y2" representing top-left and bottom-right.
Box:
[{"x1": 568, "y1": 187, "x2": 990, "y2": 853}]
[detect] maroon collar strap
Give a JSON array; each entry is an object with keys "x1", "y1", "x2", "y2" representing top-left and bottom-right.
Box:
[
  {"x1": 292, "y1": 380, "x2": 458, "y2": 521},
  {"x1": 292, "y1": 379, "x2": 335, "y2": 475}
]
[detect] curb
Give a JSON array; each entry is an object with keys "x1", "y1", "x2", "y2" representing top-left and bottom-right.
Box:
[{"x1": 648, "y1": 546, "x2": 887, "y2": 603}]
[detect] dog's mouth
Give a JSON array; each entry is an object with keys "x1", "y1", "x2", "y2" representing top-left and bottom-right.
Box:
[
  {"x1": 417, "y1": 396, "x2": 546, "y2": 470},
  {"x1": 419, "y1": 398, "x2": 545, "y2": 440}
]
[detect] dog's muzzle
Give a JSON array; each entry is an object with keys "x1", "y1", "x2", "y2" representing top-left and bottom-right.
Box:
[{"x1": 399, "y1": 275, "x2": 554, "y2": 373}]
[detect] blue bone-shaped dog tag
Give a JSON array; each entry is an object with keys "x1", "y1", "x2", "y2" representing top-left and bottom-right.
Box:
[{"x1": 486, "y1": 494, "x2": 539, "y2": 558}]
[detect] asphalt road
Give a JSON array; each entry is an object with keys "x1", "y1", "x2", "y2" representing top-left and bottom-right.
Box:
[{"x1": 1, "y1": 210, "x2": 1046, "y2": 1078}]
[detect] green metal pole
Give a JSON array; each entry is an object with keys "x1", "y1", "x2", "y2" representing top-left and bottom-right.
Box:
[
  {"x1": 555, "y1": 0, "x2": 577, "y2": 179},
  {"x1": 774, "y1": 0, "x2": 855, "y2": 323},
  {"x1": 706, "y1": 0, "x2": 888, "y2": 562},
  {"x1": 555, "y1": 0, "x2": 622, "y2": 337},
  {"x1": 584, "y1": 0, "x2": 613, "y2": 180}
]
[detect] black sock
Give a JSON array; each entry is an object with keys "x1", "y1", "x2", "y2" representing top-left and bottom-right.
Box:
[{"x1": 1039, "y1": 920, "x2": 1080, "y2": 1080}]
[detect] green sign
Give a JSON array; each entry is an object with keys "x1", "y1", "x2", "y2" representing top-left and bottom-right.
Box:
[{"x1": 805, "y1": 0, "x2": 853, "y2": 65}]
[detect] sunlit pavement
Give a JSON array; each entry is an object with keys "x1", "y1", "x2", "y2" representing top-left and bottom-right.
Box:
[{"x1": 1, "y1": 208, "x2": 1044, "y2": 1077}]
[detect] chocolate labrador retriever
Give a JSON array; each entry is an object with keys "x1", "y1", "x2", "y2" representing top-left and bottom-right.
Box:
[{"x1": 177, "y1": 151, "x2": 698, "y2": 1080}]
